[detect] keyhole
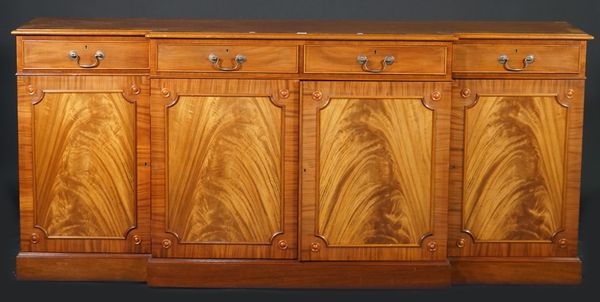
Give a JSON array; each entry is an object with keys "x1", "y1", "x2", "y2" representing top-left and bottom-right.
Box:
[
  {"x1": 84, "y1": 45, "x2": 88, "y2": 50},
  {"x1": 225, "y1": 48, "x2": 229, "y2": 53},
  {"x1": 514, "y1": 48, "x2": 519, "y2": 54},
  {"x1": 374, "y1": 49, "x2": 377, "y2": 55}
]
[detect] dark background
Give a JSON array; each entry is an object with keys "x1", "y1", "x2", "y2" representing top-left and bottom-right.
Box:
[{"x1": 0, "y1": 0, "x2": 598, "y2": 301}]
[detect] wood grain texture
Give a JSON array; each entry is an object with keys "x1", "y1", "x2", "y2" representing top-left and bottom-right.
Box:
[
  {"x1": 34, "y1": 91, "x2": 135, "y2": 238},
  {"x1": 464, "y1": 94, "x2": 567, "y2": 242},
  {"x1": 450, "y1": 257, "x2": 581, "y2": 284},
  {"x1": 449, "y1": 80, "x2": 584, "y2": 257},
  {"x1": 17, "y1": 252, "x2": 149, "y2": 281},
  {"x1": 18, "y1": 76, "x2": 150, "y2": 253},
  {"x1": 152, "y1": 79, "x2": 297, "y2": 259},
  {"x1": 453, "y1": 41, "x2": 582, "y2": 75},
  {"x1": 167, "y1": 95, "x2": 282, "y2": 243},
  {"x1": 13, "y1": 18, "x2": 593, "y2": 40},
  {"x1": 318, "y1": 97, "x2": 433, "y2": 246},
  {"x1": 157, "y1": 40, "x2": 298, "y2": 73},
  {"x1": 23, "y1": 38, "x2": 149, "y2": 71},
  {"x1": 304, "y1": 43, "x2": 447, "y2": 75},
  {"x1": 301, "y1": 81, "x2": 450, "y2": 261},
  {"x1": 147, "y1": 258, "x2": 451, "y2": 288}
]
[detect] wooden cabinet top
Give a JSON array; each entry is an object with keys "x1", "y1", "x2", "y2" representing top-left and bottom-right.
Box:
[{"x1": 12, "y1": 18, "x2": 592, "y2": 40}]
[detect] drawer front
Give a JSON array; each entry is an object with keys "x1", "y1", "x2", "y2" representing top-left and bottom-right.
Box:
[
  {"x1": 453, "y1": 43, "x2": 582, "y2": 74},
  {"x1": 23, "y1": 39, "x2": 149, "y2": 70},
  {"x1": 304, "y1": 44, "x2": 448, "y2": 75},
  {"x1": 157, "y1": 42, "x2": 299, "y2": 73}
]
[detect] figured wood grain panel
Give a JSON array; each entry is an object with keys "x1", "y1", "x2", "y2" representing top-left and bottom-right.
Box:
[
  {"x1": 318, "y1": 98, "x2": 433, "y2": 246},
  {"x1": 18, "y1": 76, "x2": 150, "y2": 253},
  {"x1": 448, "y1": 80, "x2": 583, "y2": 257},
  {"x1": 464, "y1": 95, "x2": 567, "y2": 242},
  {"x1": 301, "y1": 81, "x2": 450, "y2": 261},
  {"x1": 152, "y1": 79, "x2": 297, "y2": 259},
  {"x1": 167, "y1": 96, "x2": 282, "y2": 243},
  {"x1": 34, "y1": 92, "x2": 136, "y2": 238}
]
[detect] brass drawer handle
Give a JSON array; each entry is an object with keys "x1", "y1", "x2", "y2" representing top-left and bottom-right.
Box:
[
  {"x1": 497, "y1": 54, "x2": 535, "y2": 72},
  {"x1": 356, "y1": 54, "x2": 395, "y2": 73},
  {"x1": 208, "y1": 53, "x2": 247, "y2": 71},
  {"x1": 68, "y1": 50, "x2": 105, "y2": 68}
]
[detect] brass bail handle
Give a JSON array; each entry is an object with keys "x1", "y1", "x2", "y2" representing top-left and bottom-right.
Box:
[
  {"x1": 356, "y1": 54, "x2": 395, "y2": 73},
  {"x1": 208, "y1": 53, "x2": 247, "y2": 71},
  {"x1": 68, "y1": 50, "x2": 105, "y2": 68},
  {"x1": 497, "y1": 54, "x2": 535, "y2": 72}
]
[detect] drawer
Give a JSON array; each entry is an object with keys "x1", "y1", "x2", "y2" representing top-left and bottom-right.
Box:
[
  {"x1": 157, "y1": 41, "x2": 299, "y2": 73},
  {"x1": 453, "y1": 43, "x2": 582, "y2": 74},
  {"x1": 22, "y1": 39, "x2": 149, "y2": 70},
  {"x1": 304, "y1": 43, "x2": 448, "y2": 75}
]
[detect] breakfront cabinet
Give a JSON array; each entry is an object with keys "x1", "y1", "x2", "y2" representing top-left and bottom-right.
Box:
[{"x1": 13, "y1": 19, "x2": 591, "y2": 287}]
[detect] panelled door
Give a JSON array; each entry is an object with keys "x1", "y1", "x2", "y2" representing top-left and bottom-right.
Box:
[
  {"x1": 449, "y1": 80, "x2": 583, "y2": 257},
  {"x1": 151, "y1": 79, "x2": 298, "y2": 259},
  {"x1": 17, "y1": 75, "x2": 150, "y2": 253},
  {"x1": 301, "y1": 81, "x2": 450, "y2": 261}
]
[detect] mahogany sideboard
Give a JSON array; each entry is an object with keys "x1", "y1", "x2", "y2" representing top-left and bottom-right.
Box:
[{"x1": 12, "y1": 18, "x2": 593, "y2": 287}]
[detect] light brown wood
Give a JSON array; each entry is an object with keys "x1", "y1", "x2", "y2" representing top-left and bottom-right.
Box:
[
  {"x1": 463, "y1": 94, "x2": 566, "y2": 242},
  {"x1": 18, "y1": 75, "x2": 150, "y2": 253},
  {"x1": 13, "y1": 18, "x2": 591, "y2": 286},
  {"x1": 147, "y1": 258, "x2": 451, "y2": 288},
  {"x1": 449, "y1": 79, "x2": 584, "y2": 257},
  {"x1": 156, "y1": 40, "x2": 298, "y2": 73},
  {"x1": 453, "y1": 41, "x2": 582, "y2": 75},
  {"x1": 151, "y1": 79, "x2": 298, "y2": 259},
  {"x1": 34, "y1": 91, "x2": 136, "y2": 238},
  {"x1": 12, "y1": 18, "x2": 593, "y2": 40},
  {"x1": 301, "y1": 81, "x2": 450, "y2": 261},
  {"x1": 17, "y1": 252, "x2": 148, "y2": 281},
  {"x1": 21, "y1": 37, "x2": 149, "y2": 71},
  {"x1": 450, "y1": 257, "x2": 581, "y2": 284},
  {"x1": 304, "y1": 42, "x2": 448, "y2": 75}
]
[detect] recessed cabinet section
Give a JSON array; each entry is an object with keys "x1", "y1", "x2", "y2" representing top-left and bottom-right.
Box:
[
  {"x1": 17, "y1": 75, "x2": 150, "y2": 253},
  {"x1": 151, "y1": 79, "x2": 298, "y2": 259},
  {"x1": 449, "y1": 79, "x2": 583, "y2": 257},
  {"x1": 301, "y1": 81, "x2": 450, "y2": 261}
]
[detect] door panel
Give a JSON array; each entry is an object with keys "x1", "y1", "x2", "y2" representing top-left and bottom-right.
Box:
[
  {"x1": 301, "y1": 81, "x2": 450, "y2": 261},
  {"x1": 152, "y1": 79, "x2": 298, "y2": 259},
  {"x1": 449, "y1": 80, "x2": 583, "y2": 257},
  {"x1": 17, "y1": 76, "x2": 150, "y2": 253}
]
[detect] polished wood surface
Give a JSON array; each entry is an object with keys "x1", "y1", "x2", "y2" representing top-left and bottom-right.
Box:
[
  {"x1": 17, "y1": 252, "x2": 149, "y2": 281},
  {"x1": 450, "y1": 257, "x2": 581, "y2": 284},
  {"x1": 453, "y1": 41, "x2": 582, "y2": 74},
  {"x1": 301, "y1": 81, "x2": 450, "y2": 261},
  {"x1": 463, "y1": 94, "x2": 566, "y2": 242},
  {"x1": 449, "y1": 79, "x2": 584, "y2": 257},
  {"x1": 18, "y1": 75, "x2": 150, "y2": 253},
  {"x1": 22, "y1": 38, "x2": 149, "y2": 70},
  {"x1": 13, "y1": 18, "x2": 592, "y2": 40},
  {"x1": 151, "y1": 79, "x2": 297, "y2": 259},
  {"x1": 167, "y1": 95, "x2": 282, "y2": 243},
  {"x1": 34, "y1": 91, "x2": 136, "y2": 238},
  {"x1": 148, "y1": 258, "x2": 451, "y2": 288},
  {"x1": 13, "y1": 18, "x2": 590, "y2": 286},
  {"x1": 157, "y1": 40, "x2": 298, "y2": 73},
  {"x1": 304, "y1": 42, "x2": 448, "y2": 75}
]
